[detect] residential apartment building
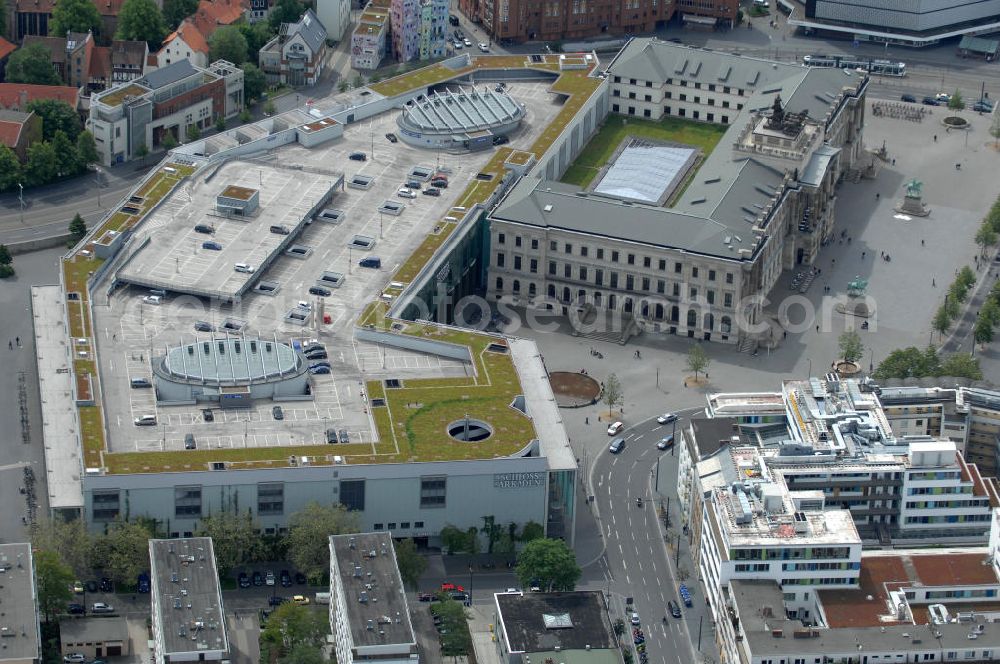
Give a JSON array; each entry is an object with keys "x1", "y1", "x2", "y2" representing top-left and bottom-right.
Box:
[
  {"x1": 317, "y1": 0, "x2": 351, "y2": 41},
  {"x1": 418, "y1": 0, "x2": 449, "y2": 60},
  {"x1": 387, "y1": 0, "x2": 447, "y2": 63},
  {"x1": 22, "y1": 32, "x2": 147, "y2": 93},
  {"x1": 156, "y1": 0, "x2": 249, "y2": 69},
  {"x1": 487, "y1": 39, "x2": 866, "y2": 348},
  {"x1": 259, "y1": 9, "x2": 328, "y2": 86},
  {"x1": 88, "y1": 59, "x2": 243, "y2": 165},
  {"x1": 351, "y1": 0, "x2": 390, "y2": 69}
]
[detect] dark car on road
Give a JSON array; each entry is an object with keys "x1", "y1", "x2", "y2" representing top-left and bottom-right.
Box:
[
  {"x1": 900, "y1": 94, "x2": 916, "y2": 103},
  {"x1": 609, "y1": 437, "x2": 625, "y2": 454},
  {"x1": 668, "y1": 599, "x2": 682, "y2": 618},
  {"x1": 238, "y1": 572, "x2": 251, "y2": 588},
  {"x1": 922, "y1": 96, "x2": 939, "y2": 106}
]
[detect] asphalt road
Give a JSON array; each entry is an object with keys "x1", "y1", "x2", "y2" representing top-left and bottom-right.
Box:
[{"x1": 590, "y1": 408, "x2": 711, "y2": 664}]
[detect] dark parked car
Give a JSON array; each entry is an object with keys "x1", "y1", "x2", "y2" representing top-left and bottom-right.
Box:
[
  {"x1": 194, "y1": 320, "x2": 213, "y2": 332},
  {"x1": 900, "y1": 94, "x2": 917, "y2": 103},
  {"x1": 422, "y1": 187, "x2": 441, "y2": 197},
  {"x1": 338, "y1": 429, "x2": 350, "y2": 443},
  {"x1": 309, "y1": 366, "x2": 331, "y2": 375},
  {"x1": 272, "y1": 406, "x2": 284, "y2": 421},
  {"x1": 294, "y1": 572, "x2": 307, "y2": 585},
  {"x1": 326, "y1": 429, "x2": 338, "y2": 443},
  {"x1": 385, "y1": 133, "x2": 398, "y2": 143},
  {"x1": 202, "y1": 241, "x2": 222, "y2": 250},
  {"x1": 280, "y1": 570, "x2": 292, "y2": 587},
  {"x1": 252, "y1": 571, "x2": 264, "y2": 587},
  {"x1": 309, "y1": 362, "x2": 332, "y2": 371},
  {"x1": 305, "y1": 350, "x2": 328, "y2": 360},
  {"x1": 184, "y1": 433, "x2": 196, "y2": 450},
  {"x1": 194, "y1": 224, "x2": 214, "y2": 234},
  {"x1": 99, "y1": 577, "x2": 113, "y2": 593},
  {"x1": 449, "y1": 14, "x2": 459, "y2": 25},
  {"x1": 492, "y1": 134, "x2": 509, "y2": 146},
  {"x1": 202, "y1": 408, "x2": 214, "y2": 422},
  {"x1": 973, "y1": 100, "x2": 994, "y2": 112},
  {"x1": 66, "y1": 603, "x2": 85, "y2": 615},
  {"x1": 137, "y1": 573, "x2": 150, "y2": 593},
  {"x1": 922, "y1": 96, "x2": 940, "y2": 106},
  {"x1": 238, "y1": 572, "x2": 251, "y2": 589},
  {"x1": 308, "y1": 286, "x2": 331, "y2": 297},
  {"x1": 349, "y1": 151, "x2": 367, "y2": 161},
  {"x1": 359, "y1": 256, "x2": 382, "y2": 269},
  {"x1": 430, "y1": 179, "x2": 448, "y2": 189}
]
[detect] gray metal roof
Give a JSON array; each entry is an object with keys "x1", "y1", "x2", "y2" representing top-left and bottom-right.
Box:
[
  {"x1": 593, "y1": 140, "x2": 696, "y2": 204},
  {"x1": 160, "y1": 337, "x2": 301, "y2": 385},
  {"x1": 0, "y1": 544, "x2": 39, "y2": 662},
  {"x1": 60, "y1": 617, "x2": 128, "y2": 644},
  {"x1": 288, "y1": 9, "x2": 327, "y2": 53},
  {"x1": 150, "y1": 538, "x2": 228, "y2": 658},
  {"x1": 799, "y1": 144, "x2": 840, "y2": 187},
  {"x1": 492, "y1": 155, "x2": 783, "y2": 260},
  {"x1": 137, "y1": 59, "x2": 198, "y2": 90},
  {"x1": 398, "y1": 89, "x2": 524, "y2": 135}
]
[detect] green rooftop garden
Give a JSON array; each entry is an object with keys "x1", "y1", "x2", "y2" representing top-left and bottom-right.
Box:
[
  {"x1": 559, "y1": 115, "x2": 727, "y2": 188},
  {"x1": 97, "y1": 83, "x2": 147, "y2": 107},
  {"x1": 370, "y1": 63, "x2": 470, "y2": 98}
]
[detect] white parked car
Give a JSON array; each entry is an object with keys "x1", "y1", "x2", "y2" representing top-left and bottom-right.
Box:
[
  {"x1": 478, "y1": 43, "x2": 490, "y2": 52},
  {"x1": 234, "y1": 262, "x2": 255, "y2": 273},
  {"x1": 142, "y1": 295, "x2": 162, "y2": 305},
  {"x1": 631, "y1": 612, "x2": 641, "y2": 626},
  {"x1": 64, "y1": 654, "x2": 87, "y2": 663},
  {"x1": 91, "y1": 602, "x2": 114, "y2": 614},
  {"x1": 453, "y1": 40, "x2": 463, "y2": 49},
  {"x1": 463, "y1": 38, "x2": 472, "y2": 47},
  {"x1": 607, "y1": 421, "x2": 624, "y2": 435},
  {"x1": 265, "y1": 570, "x2": 275, "y2": 586},
  {"x1": 397, "y1": 187, "x2": 417, "y2": 199}
]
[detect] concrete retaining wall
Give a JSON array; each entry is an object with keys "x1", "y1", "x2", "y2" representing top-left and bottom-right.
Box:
[{"x1": 7, "y1": 233, "x2": 73, "y2": 255}]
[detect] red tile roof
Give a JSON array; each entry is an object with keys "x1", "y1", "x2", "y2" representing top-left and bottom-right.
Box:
[
  {"x1": 0, "y1": 83, "x2": 79, "y2": 110},
  {"x1": 12, "y1": 0, "x2": 56, "y2": 15},
  {"x1": 0, "y1": 119, "x2": 24, "y2": 149},
  {"x1": 94, "y1": 0, "x2": 126, "y2": 16},
  {"x1": 191, "y1": 0, "x2": 248, "y2": 36},
  {"x1": 819, "y1": 552, "x2": 999, "y2": 629},
  {"x1": 90, "y1": 46, "x2": 112, "y2": 81},
  {"x1": 0, "y1": 37, "x2": 16, "y2": 61},
  {"x1": 165, "y1": 19, "x2": 211, "y2": 55}
]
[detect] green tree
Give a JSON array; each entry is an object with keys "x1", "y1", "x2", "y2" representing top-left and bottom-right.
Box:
[
  {"x1": 239, "y1": 108, "x2": 252, "y2": 123},
  {"x1": 116, "y1": 0, "x2": 168, "y2": 49},
  {"x1": 838, "y1": 329, "x2": 864, "y2": 364},
  {"x1": 0, "y1": 145, "x2": 22, "y2": 192},
  {"x1": 976, "y1": 224, "x2": 998, "y2": 257},
  {"x1": 393, "y1": 538, "x2": 427, "y2": 589},
  {"x1": 975, "y1": 316, "x2": 994, "y2": 345},
  {"x1": 5, "y1": 42, "x2": 62, "y2": 85},
  {"x1": 52, "y1": 130, "x2": 80, "y2": 176},
  {"x1": 948, "y1": 89, "x2": 965, "y2": 113},
  {"x1": 260, "y1": 603, "x2": 328, "y2": 654},
  {"x1": 25, "y1": 141, "x2": 60, "y2": 186},
  {"x1": 31, "y1": 517, "x2": 92, "y2": 579},
  {"x1": 0, "y1": 244, "x2": 13, "y2": 277},
  {"x1": 263, "y1": 99, "x2": 276, "y2": 116},
  {"x1": 34, "y1": 550, "x2": 74, "y2": 623},
  {"x1": 50, "y1": 0, "x2": 102, "y2": 37},
  {"x1": 958, "y1": 265, "x2": 977, "y2": 289},
  {"x1": 277, "y1": 644, "x2": 326, "y2": 664},
  {"x1": 215, "y1": 116, "x2": 227, "y2": 132},
  {"x1": 69, "y1": 213, "x2": 87, "y2": 242},
  {"x1": 939, "y1": 352, "x2": 983, "y2": 380},
  {"x1": 440, "y1": 525, "x2": 467, "y2": 554},
  {"x1": 983, "y1": 300, "x2": 1000, "y2": 326},
  {"x1": 873, "y1": 347, "x2": 935, "y2": 380},
  {"x1": 933, "y1": 304, "x2": 953, "y2": 338},
  {"x1": 76, "y1": 130, "x2": 99, "y2": 165},
  {"x1": 195, "y1": 512, "x2": 261, "y2": 577},
  {"x1": 352, "y1": 74, "x2": 365, "y2": 88},
  {"x1": 269, "y1": 0, "x2": 305, "y2": 30},
  {"x1": 686, "y1": 344, "x2": 710, "y2": 380},
  {"x1": 91, "y1": 518, "x2": 153, "y2": 587},
  {"x1": 27, "y1": 99, "x2": 82, "y2": 142},
  {"x1": 241, "y1": 62, "x2": 266, "y2": 102},
  {"x1": 602, "y1": 372, "x2": 622, "y2": 418},
  {"x1": 186, "y1": 123, "x2": 201, "y2": 141},
  {"x1": 209, "y1": 24, "x2": 248, "y2": 64},
  {"x1": 520, "y1": 521, "x2": 544, "y2": 543},
  {"x1": 338, "y1": 79, "x2": 349, "y2": 93},
  {"x1": 135, "y1": 142, "x2": 149, "y2": 166},
  {"x1": 162, "y1": 131, "x2": 178, "y2": 150},
  {"x1": 515, "y1": 538, "x2": 581, "y2": 592},
  {"x1": 162, "y1": 0, "x2": 197, "y2": 28},
  {"x1": 238, "y1": 21, "x2": 275, "y2": 60},
  {"x1": 286, "y1": 502, "x2": 359, "y2": 583}
]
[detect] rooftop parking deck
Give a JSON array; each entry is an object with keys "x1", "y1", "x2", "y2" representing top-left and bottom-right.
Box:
[{"x1": 88, "y1": 81, "x2": 568, "y2": 473}]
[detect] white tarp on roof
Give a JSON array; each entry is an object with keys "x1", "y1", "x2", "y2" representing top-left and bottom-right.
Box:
[{"x1": 594, "y1": 143, "x2": 696, "y2": 203}]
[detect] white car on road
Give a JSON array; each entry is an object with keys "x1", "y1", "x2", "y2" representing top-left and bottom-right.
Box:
[
  {"x1": 657, "y1": 412, "x2": 678, "y2": 425},
  {"x1": 607, "y1": 421, "x2": 624, "y2": 435}
]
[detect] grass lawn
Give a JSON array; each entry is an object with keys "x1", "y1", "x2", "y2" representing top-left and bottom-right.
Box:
[{"x1": 559, "y1": 115, "x2": 728, "y2": 188}]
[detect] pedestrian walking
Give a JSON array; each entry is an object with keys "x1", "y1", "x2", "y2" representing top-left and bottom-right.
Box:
[
  {"x1": 816, "y1": 325, "x2": 820, "y2": 332},
  {"x1": 932, "y1": 279, "x2": 936, "y2": 287},
  {"x1": 934, "y1": 135, "x2": 937, "y2": 142},
  {"x1": 15, "y1": 336, "x2": 20, "y2": 347},
  {"x1": 783, "y1": 330, "x2": 787, "y2": 339},
  {"x1": 7, "y1": 340, "x2": 11, "y2": 350},
  {"x1": 862, "y1": 251, "x2": 866, "y2": 259},
  {"x1": 921, "y1": 239, "x2": 925, "y2": 246}
]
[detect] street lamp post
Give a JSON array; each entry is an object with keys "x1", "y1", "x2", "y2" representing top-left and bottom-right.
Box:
[
  {"x1": 95, "y1": 168, "x2": 102, "y2": 207},
  {"x1": 17, "y1": 183, "x2": 24, "y2": 224}
]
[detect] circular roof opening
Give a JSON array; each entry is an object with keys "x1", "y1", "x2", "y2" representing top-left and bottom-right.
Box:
[{"x1": 448, "y1": 418, "x2": 493, "y2": 442}]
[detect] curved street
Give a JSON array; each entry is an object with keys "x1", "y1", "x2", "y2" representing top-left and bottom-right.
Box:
[{"x1": 589, "y1": 407, "x2": 714, "y2": 664}]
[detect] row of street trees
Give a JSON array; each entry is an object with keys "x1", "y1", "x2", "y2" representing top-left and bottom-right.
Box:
[
  {"x1": 0, "y1": 99, "x2": 98, "y2": 192},
  {"x1": 932, "y1": 265, "x2": 977, "y2": 340}
]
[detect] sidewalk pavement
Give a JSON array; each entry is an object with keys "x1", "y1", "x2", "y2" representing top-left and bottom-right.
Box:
[{"x1": 467, "y1": 603, "x2": 503, "y2": 664}]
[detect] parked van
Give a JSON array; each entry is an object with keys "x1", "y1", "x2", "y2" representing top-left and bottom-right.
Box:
[
  {"x1": 359, "y1": 256, "x2": 382, "y2": 269},
  {"x1": 314, "y1": 592, "x2": 331, "y2": 605},
  {"x1": 130, "y1": 377, "x2": 152, "y2": 389}
]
